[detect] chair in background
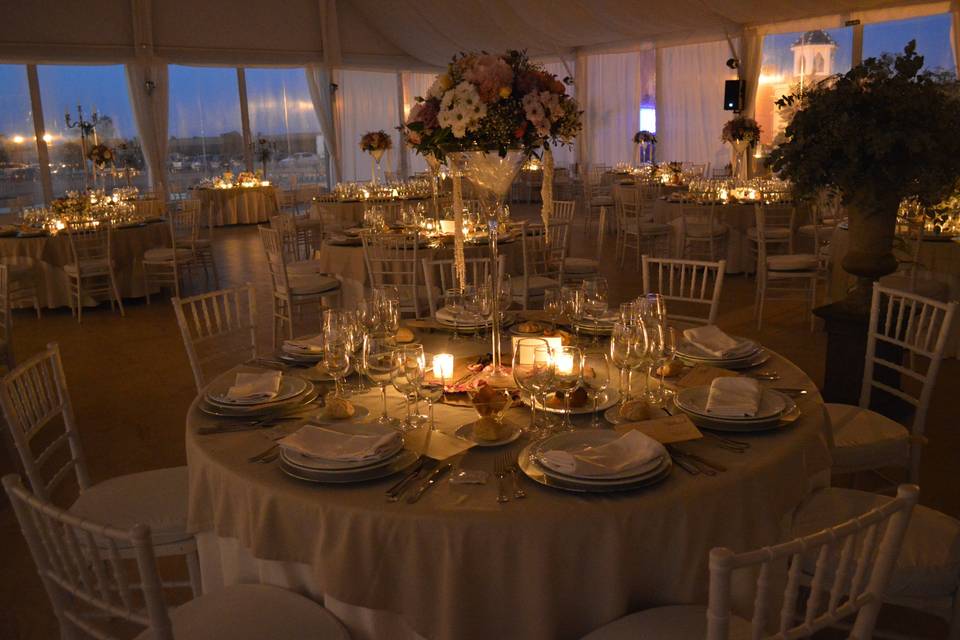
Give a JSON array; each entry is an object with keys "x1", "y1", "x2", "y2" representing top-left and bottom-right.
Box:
[
  {"x1": 7, "y1": 261, "x2": 42, "y2": 318},
  {"x1": 683, "y1": 162, "x2": 708, "y2": 177},
  {"x1": 798, "y1": 187, "x2": 840, "y2": 252},
  {"x1": 753, "y1": 205, "x2": 818, "y2": 330},
  {"x1": 64, "y1": 222, "x2": 124, "y2": 322},
  {"x1": 172, "y1": 285, "x2": 258, "y2": 393},
  {"x1": 564, "y1": 207, "x2": 606, "y2": 282},
  {"x1": 361, "y1": 230, "x2": 427, "y2": 318},
  {"x1": 422, "y1": 254, "x2": 506, "y2": 317},
  {"x1": 680, "y1": 201, "x2": 728, "y2": 262},
  {"x1": 0, "y1": 265, "x2": 13, "y2": 370},
  {"x1": 181, "y1": 198, "x2": 219, "y2": 289},
  {"x1": 260, "y1": 226, "x2": 342, "y2": 347},
  {"x1": 584, "y1": 166, "x2": 614, "y2": 232},
  {"x1": 512, "y1": 221, "x2": 568, "y2": 310},
  {"x1": 0, "y1": 343, "x2": 201, "y2": 596},
  {"x1": 3, "y1": 474, "x2": 351, "y2": 640},
  {"x1": 618, "y1": 188, "x2": 672, "y2": 269},
  {"x1": 641, "y1": 256, "x2": 726, "y2": 327},
  {"x1": 143, "y1": 208, "x2": 199, "y2": 302},
  {"x1": 748, "y1": 201, "x2": 796, "y2": 271},
  {"x1": 279, "y1": 188, "x2": 301, "y2": 215},
  {"x1": 582, "y1": 485, "x2": 918, "y2": 640},
  {"x1": 270, "y1": 214, "x2": 327, "y2": 276},
  {"x1": 363, "y1": 198, "x2": 403, "y2": 224},
  {"x1": 879, "y1": 219, "x2": 951, "y2": 301},
  {"x1": 825, "y1": 283, "x2": 956, "y2": 485},
  {"x1": 551, "y1": 199, "x2": 576, "y2": 225}
]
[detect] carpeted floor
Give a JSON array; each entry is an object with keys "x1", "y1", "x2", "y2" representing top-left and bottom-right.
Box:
[{"x1": 0, "y1": 207, "x2": 955, "y2": 639}]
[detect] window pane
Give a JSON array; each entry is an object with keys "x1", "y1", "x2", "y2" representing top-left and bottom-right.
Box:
[
  {"x1": 337, "y1": 70, "x2": 400, "y2": 183},
  {"x1": 168, "y1": 65, "x2": 243, "y2": 194},
  {"x1": 246, "y1": 67, "x2": 326, "y2": 188},
  {"x1": 755, "y1": 28, "x2": 853, "y2": 145},
  {"x1": 863, "y1": 13, "x2": 956, "y2": 75},
  {"x1": 0, "y1": 64, "x2": 42, "y2": 207},
  {"x1": 38, "y1": 64, "x2": 148, "y2": 196}
]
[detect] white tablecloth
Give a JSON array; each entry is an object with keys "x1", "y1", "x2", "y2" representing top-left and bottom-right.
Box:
[
  {"x1": 187, "y1": 340, "x2": 831, "y2": 640},
  {"x1": 652, "y1": 200, "x2": 757, "y2": 273},
  {"x1": 194, "y1": 186, "x2": 279, "y2": 226}
]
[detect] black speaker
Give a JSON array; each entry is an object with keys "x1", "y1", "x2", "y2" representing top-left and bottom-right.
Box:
[{"x1": 724, "y1": 79, "x2": 745, "y2": 111}]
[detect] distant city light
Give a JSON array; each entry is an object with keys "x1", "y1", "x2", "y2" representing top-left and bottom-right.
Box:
[
  {"x1": 42, "y1": 133, "x2": 53, "y2": 143},
  {"x1": 12, "y1": 135, "x2": 24, "y2": 144}
]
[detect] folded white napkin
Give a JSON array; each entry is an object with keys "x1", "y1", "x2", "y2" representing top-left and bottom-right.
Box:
[
  {"x1": 539, "y1": 430, "x2": 666, "y2": 478},
  {"x1": 283, "y1": 334, "x2": 324, "y2": 353},
  {"x1": 279, "y1": 424, "x2": 400, "y2": 462},
  {"x1": 435, "y1": 307, "x2": 488, "y2": 324},
  {"x1": 683, "y1": 325, "x2": 750, "y2": 358},
  {"x1": 224, "y1": 370, "x2": 283, "y2": 403},
  {"x1": 705, "y1": 377, "x2": 763, "y2": 418}
]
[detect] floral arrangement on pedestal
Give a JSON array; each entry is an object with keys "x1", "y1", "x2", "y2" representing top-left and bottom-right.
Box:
[
  {"x1": 252, "y1": 137, "x2": 275, "y2": 178},
  {"x1": 633, "y1": 130, "x2": 656, "y2": 164},
  {"x1": 721, "y1": 116, "x2": 760, "y2": 180},
  {"x1": 86, "y1": 144, "x2": 115, "y2": 168},
  {"x1": 360, "y1": 130, "x2": 393, "y2": 184}
]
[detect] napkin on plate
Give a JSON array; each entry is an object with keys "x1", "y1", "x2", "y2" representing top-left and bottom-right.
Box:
[
  {"x1": 539, "y1": 430, "x2": 666, "y2": 478},
  {"x1": 436, "y1": 307, "x2": 487, "y2": 324},
  {"x1": 283, "y1": 334, "x2": 324, "y2": 353},
  {"x1": 682, "y1": 325, "x2": 751, "y2": 359},
  {"x1": 224, "y1": 370, "x2": 283, "y2": 403},
  {"x1": 704, "y1": 377, "x2": 763, "y2": 418},
  {"x1": 278, "y1": 424, "x2": 400, "y2": 462}
]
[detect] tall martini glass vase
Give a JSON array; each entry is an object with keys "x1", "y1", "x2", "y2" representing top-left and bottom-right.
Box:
[
  {"x1": 370, "y1": 148, "x2": 385, "y2": 185},
  {"x1": 446, "y1": 149, "x2": 527, "y2": 387},
  {"x1": 425, "y1": 153, "x2": 443, "y2": 225}
]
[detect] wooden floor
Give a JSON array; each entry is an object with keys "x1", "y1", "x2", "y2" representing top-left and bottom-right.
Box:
[{"x1": 0, "y1": 207, "x2": 955, "y2": 639}]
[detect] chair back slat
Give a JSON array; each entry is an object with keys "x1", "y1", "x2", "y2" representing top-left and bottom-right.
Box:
[
  {"x1": 172, "y1": 285, "x2": 258, "y2": 393},
  {"x1": 552, "y1": 200, "x2": 576, "y2": 223},
  {"x1": 4, "y1": 475, "x2": 175, "y2": 640},
  {"x1": 65, "y1": 223, "x2": 112, "y2": 265},
  {"x1": 422, "y1": 255, "x2": 506, "y2": 316},
  {"x1": 169, "y1": 209, "x2": 198, "y2": 251},
  {"x1": 0, "y1": 343, "x2": 90, "y2": 499},
  {"x1": 642, "y1": 256, "x2": 726, "y2": 326},
  {"x1": 706, "y1": 484, "x2": 918, "y2": 640},
  {"x1": 361, "y1": 231, "x2": 423, "y2": 318}
]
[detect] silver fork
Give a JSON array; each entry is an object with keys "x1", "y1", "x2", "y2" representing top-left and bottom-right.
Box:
[
  {"x1": 495, "y1": 452, "x2": 510, "y2": 503},
  {"x1": 506, "y1": 455, "x2": 526, "y2": 499}
]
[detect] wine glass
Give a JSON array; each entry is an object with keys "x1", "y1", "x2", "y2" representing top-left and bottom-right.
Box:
[
  {"x1": 363, "y1": 335, "x2": 400, "y2": 429},
  {"x1": 462, "y1": 285, "x2": 483, "y2": 341},
  {"x1": 543, "y1": 287, "x2": 562, "y2": 318},
  {"x1": 581, "y1": 278, "x2": 609, "y2": 343},
  {"x1": 322, "y1": 309, "x2": 345, "y2": 346},
  {"x1": 610, "y1": 322, "x2": 635, "y2": 402},
  {"x1": 444, "y1": 288, "x2": 464, "y2": 341},
  {"x1": 380, "y1": 298, "x2": 401, "y2": 336},
  {"x1": 357, "y1": 300, "x2": 381, "y2": 336},
  {"x1": 418, "y1": 378, "x2": 444, "y2": 434},
  {"x1": 552, "y1": 346, "x2": 583, "y2": 431},
  {"x1": 619, "y1": 301, "x2": 641, "y2": 326},
  {"x1": 323, "y1": 340, "x2": 351, "y2": 398},
  {"x1": 655, "y1": 327, "x2": 678, "y2": 405},
  {"x1": 581, "y1": 351, "x2": 611, "y2": 428},
  {"x1": 512, "y1": 338, "x2": 550, "y2": 435},
  {"x1": 639, "y1": 317, "x2": 662, "y2": 402},
  {"x1": 391, "y1": 344, "x2": 424, "y2": 431},
  {"x1": 498, "y1": 273, "x2": 513, "y2": 323}
]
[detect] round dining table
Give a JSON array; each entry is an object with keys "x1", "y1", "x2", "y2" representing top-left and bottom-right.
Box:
[
  {"x1": 192, "y1": 185, "x2": 280, "y2": 226},
  {"x1": 186, "y1": 331, "x2": 831, "y2": 640}
]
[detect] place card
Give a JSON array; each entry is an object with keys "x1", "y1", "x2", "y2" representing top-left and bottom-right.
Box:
[
  {"x1": 674, "y1": 364, "x2": 740, "y2": 389},
  {"x1": 614, "y1": 414, "x2": 703, "y2": 444}
]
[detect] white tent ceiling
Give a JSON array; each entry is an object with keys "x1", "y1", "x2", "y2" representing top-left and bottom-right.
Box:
[{"x1": 0, "y1": 0, "x2": 946, "y2": 68}]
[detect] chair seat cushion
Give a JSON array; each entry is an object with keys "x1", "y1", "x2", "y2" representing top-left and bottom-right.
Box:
[
  {"x1": 878, "y1": 274, "x2": 951, "y2": 302},
  {"x1": 511, "y1": 275, "x2": 560, "y2": 296},
  {"x1": 582, "y1": 605, "x2": 751, "y2": 640},
  {"x1": 564, "y1": 257, "x2": 599, "y2": 274},
  {"x1": 792, "y1": 487, "x2": 960, "y2": 599},
  {"x1": 288, "y1": 274, "x2": 340, "y2": 296},
  {"x1": 747, "y1": 227, "x2": 791, "y2": 240},
  {"x1": 287, "y1": 260, "x2": 328, "y2": 276},
  {"x1": 64, "y1": 259, "x2": 112, "y2": 276},
  {"x1": 798, "y1": 224, "x2": 835, "y2": 240},
  {"x1": 135, "y1": 584, "x2": 350, "y2": 640},
  {"x1": 685, "y1": 223, "x2": 728, "y2": 238},
  {"x1": 69, "y1": 466, "x2": 190, "y2": 546},
  {"x1": 766, "y1": 253, "x2": 818, "y2": 271},
  {"x1": 144, "y1": 247, "x2": 194, "y2": 262},
  {"x1": 826, "y1": 403, "x2": 910, "y2": 472},
  {"x1": 637, "y1": 222, "x2": 672, "y2": 236}
]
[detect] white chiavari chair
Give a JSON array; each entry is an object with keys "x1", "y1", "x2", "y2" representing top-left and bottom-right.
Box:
[
  {"x1": 360, "y1": 230, "x2": 427, "y2": 318},
  {"x1": 683, "y1": 162, "x2": 708, "y2": 178},
  {"x1": 0, "y1": 264, "x2": 12, "y2": 370},
  {"x1": 798, "y1": 187, "x2": 840, "y2": 250},
  {"x1": 748, "y1": 202, "x2": 796, "y2": 271},
  {"x1": 564, "y1": 207, "x2": 606, "y2": 282},
  {"x1": 826, "y1": 283, "x2": 956, "y2": 485},
  {"x1": 363, "y1": 198, "x2": 403, "y2": 224},
  {"x1": 64, "y1": 221, "x2": 124, "y2": 322},
  {"x1": 552, "y1": 199, "x2": 576, "y2": 224},
  {"x1": 421, "y1": 254, "x2": 506, "y2": 317},
  {"x1": 279, "y1": 188, "x2": 301, "y2": 215},
  {"x1": 143, "y1": 208, "x2": 199, "y2": 302},
  {"x1": 259, "y1": 226, "x2": 342, "y2": 348},
  {"x1": 7, "y1": 260, "x2": 42, "y2": 319},
  {"x1": 583, "y1": 484, "x2": 919, "y2": 640},
  {"x1": 680, "y1": 201, "x2": 728, "y2": 262},
  {"x1": 512, "y1": 221, "x2": 567, "y2": 310},
  {"x1": 172, "y1": 285, "x2": 258, "y2": 393},
  {"x1": 585, "y1": 166, "x2": 614, "y2": 232},
  {"x1": 181, "y1": 198, "x2": 219, "y2": 289},
  {"x1": 753, "y1": 206, "x2": 819, "y2": 330},
  {"x1": 3, "y1": 474, "x2": 351, "y2": 640},
  {"x1": 270, "y1": 214, "x2": 327, "y2": 277},
  {"x1": 641, "y1": 256, "x2": 726, "y2": 327},
  {"x1": 618, "y1": 186, "x2": 672, "y2": 269},
  {"x1": 0, "y1": 344, "x2": 201, "y2": 597}
]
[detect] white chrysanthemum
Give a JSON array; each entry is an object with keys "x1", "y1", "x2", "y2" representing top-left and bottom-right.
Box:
[
  {"x1": 438, "y1": 81, "x2": 486, "y2": 138},
  {"x1": 427, "y1": 73, "x2": 453, "y2": 100}
]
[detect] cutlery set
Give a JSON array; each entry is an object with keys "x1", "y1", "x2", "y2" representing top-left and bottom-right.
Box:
[{"x1": 385, "y1": 459, "x2": 453, "y2": 503}]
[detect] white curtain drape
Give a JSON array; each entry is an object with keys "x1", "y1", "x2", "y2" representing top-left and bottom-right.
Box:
[
  {"x1": 657, "y1": 39, "x2": 738, "y2": 169},
  {"x1": 125, "y1": 60, "x2": 169, "y2": 197},
  {"x1": 336, "y1": 70, "x2": 401, "y2": 182},
  {"x1": 583, "y1": 51, "x2": 655, "y2": 168},
  {"x1": 741, "y1": 28, "x2": 763, "y2": 120},
  {"x1": 305, "y1": 64, "x2": 342, "y2": 185}
]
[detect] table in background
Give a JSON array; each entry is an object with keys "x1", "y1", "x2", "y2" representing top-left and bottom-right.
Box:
[
  {"x1": 187, "y1": 337, "x2": 831, "y2": 640},
  {"x1": 652, "y1": 200, "x2": 759, "y2": 273},
  {"x1": 311, "y1": 198, "x2": 431, "y2": 230},
  {"x1": 0, "y1": 221, "x2": 170, "y2": 308},
  {"x1": 193, "y1": 186, "x2": 279, "y2": 226}
]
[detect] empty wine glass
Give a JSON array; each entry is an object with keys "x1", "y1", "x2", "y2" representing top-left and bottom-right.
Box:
[
  {"x1": 655, "y1": 327, "x2": 678, "y2": 405},
  {"x1": 581, "y1": 278, "x2": 609, "y2": 343},
  {"x1": 323, "y1": 340, "x2": 351, "y2": 398},
  {"x1": 553, "y1": 345, "x2": 583, "y2": 431},
  {"x1": 357, "y1": 299, "x2": 381, "y2": 336},
  {"x1": 610, "y1": 322, "x2": 635, "y2": 402},
  {"x1": 498, "y1": 273, "x2": 513, "y2": 322},
  {"x1": 640, "y1": 317, "x2": 663, "y2": 402},
  {"x1": 444, "y1": 288, "x2": 464, "y2": 341},
  {"x1": 391, "y1": 344, "x2": 424, "y2": 431},
  {"x1": 364, "y1": 335, "x2": 400, "y2": 429},
  {"x1": 582, "y1": 351, "x2": 611, "y2": 428},
  {"x1": 542, "y1": 287, "x2": 562, "y2": 321},
  {"x1": 512, "y1": 338, "x2": 550, "y2": 435},
  {"x1": 418, "y1": 379, "x2": 444, "y2": 433}
]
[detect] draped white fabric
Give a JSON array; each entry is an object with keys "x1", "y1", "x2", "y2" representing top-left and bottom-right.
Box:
[
  {"x1": 336, "y1": 70, "x2": 401, "y2": 182},
  {"x1": 657, "y1": 39, "x2": 739, "y2": 169},
  {"x1": 740, "y1": 28, "x2": 763, "y2": 120},
  {"x1": 305, "y1": 64, "x2": 342, "y2": 184},
  {"x1": 125, "y1": 60, "x2": 169, "y2": 197}
]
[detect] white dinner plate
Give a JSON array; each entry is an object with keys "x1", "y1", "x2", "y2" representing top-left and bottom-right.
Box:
[
  {"x1": 674, "y1": 386, "x2": 786, "y2": 422},
  {"x1": 279, "y1": 422, "x2": 404, "y2": 471},
  {"x1": 532, "y1": 389, "x2": 619, "y2": 415},
  {"x1": 529, "y1": 430, "x2": 666, "y2": 482},
  {"x1": 205, "y1": 375, "x2": 309, "y2": 407},
  {"x1": 518, "y1": 443, "x2": 672, "y2": 493},
  {"x1": 280, "y1": 448, "x2": 419, "y2": 484},
  {"x1": 676, "y1": 337, "x2": 760, "y2": 362},
  {"x1": 455, "y1": 420, "x2": 522, "y2": 447},
  {"x1": 198, "y1": 384, "x2": 320, "y2": 418}
]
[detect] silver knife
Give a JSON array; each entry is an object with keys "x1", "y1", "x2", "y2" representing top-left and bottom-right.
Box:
[
  {"x1": 385, "y1": 459, "x2": 427, "y2": 502},
  {"x1": 407, "y1": 463, "x2": 452, "y2": 503}
]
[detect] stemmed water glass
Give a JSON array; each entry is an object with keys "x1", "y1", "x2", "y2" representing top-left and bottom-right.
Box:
[
  {"x1": 581, "y1": 278, "x2": 609, "y2": 343},
  {"x1": 553, "y1": 345, "x2": 583, "y2": 431},
  {"x1": 654, "y1": 327, "x2": 677, "y2": 405},
  {"x1": 610, "y1": 322, "x2": 637, "y2": 402},
  {"x1": 363, "y1": 335, "x2": 401, "y2": 429},
  {"x1": 542, "y1": 288, "x2": 562, "y2": 326},
  {"x1": 444, "y1": 288, "x2": 464, "y2": 341},
  {"x1": 512, "y1": 338, "x2": 550, "y2": 436},
  {"x1": 357, "y1": 299, "x2": 381, "y2": 336},
  {"x1": 390, "y1": 344, "x2": 424, "y2": 432},
  {"x1": 323, "y1": 340, "x2": 351, "y2": 398},
  {"x1": 581, "y1": 351, "x2": 611, "y2": 428},
  {"x1": 418, "y1": 378, "x2": 444, "y2": 434}
]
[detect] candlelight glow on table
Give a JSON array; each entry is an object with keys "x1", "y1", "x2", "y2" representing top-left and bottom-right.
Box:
[{"x1": 19, "y1": 188, "x2": 151, "y2": 235}]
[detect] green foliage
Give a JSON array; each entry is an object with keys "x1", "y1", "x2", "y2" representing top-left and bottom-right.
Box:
[{"x1": 768, "y1": 41, "x2": 960, "y2": 215}]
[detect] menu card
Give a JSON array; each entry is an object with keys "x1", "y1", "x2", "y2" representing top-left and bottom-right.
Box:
[
  {"x1": 614, "y1": 414, "x2": 703, "y2": 444},
  {"x1": 674, "y1": 364, "x2": 740, "y2": 389}
]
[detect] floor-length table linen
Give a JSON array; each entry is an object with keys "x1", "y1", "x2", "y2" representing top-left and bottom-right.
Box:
[
  {"x1": 186, "y1": 339, "x2": 831, "y2": 640},
  {"x1": 652, "y1": 200, "x2": 757, "y2": 273},
  {"x1": 0, "y1": 222, "x2": 170, "y2": 308},
  {"x1": 193, "y1": 186, "x2": 280, "y2": 226}
]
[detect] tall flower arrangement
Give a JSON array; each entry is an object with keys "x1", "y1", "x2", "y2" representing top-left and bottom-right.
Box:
[
  {"x1": 360, "y1": 130, "x2": 393, "y2": 154},
  {"x1": 722, "y1": 116, "x2": 761, "y2": 179}
]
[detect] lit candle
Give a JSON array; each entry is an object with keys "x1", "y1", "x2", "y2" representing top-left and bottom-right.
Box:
[
  {"x1": 555, "y1": 352, "x2": 575, "y2": 375},
  {"x1": 433, "y1": 354, "x2": 454, "y2": 381}
]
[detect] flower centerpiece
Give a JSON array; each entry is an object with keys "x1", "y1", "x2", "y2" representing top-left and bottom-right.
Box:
[
  {"x1": 768, "y1": 41, "x2": 960, "y2": 310},
  {"x1": 360, "y1": 130, "x2": 393, "y2": 185},
  {"x1": 86, "y1": 144, "x2": 114, "y2": 169},
  {"x1": 252, "y1": 138, "x2": 274, "y2": 179},
  {"x1": 402, "y1": 49, "x2": 581, "y2": 384},
  {"x1": 633, "y1": 130, "x2": 657, "y2": 164},
  {"x1": 721, "y1": 116, "x2": 761, "y2": 180}
]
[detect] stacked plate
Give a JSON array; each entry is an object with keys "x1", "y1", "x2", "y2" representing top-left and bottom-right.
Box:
[
  {"x1": 435, "y1": 307, "x2": 492, "y2": 331},
  {"x1": 673, "y1": 385, "x2": 796, "y2": 432},
  {"x1": 518, "y1": 430, "x2": 672, "y2": 493},
  {"x1": 675, "y1": 336, "x2": 769, "y2": 370},
  {"x1": 572, "y1": 314, "x2": 618, "y2": 336},
  {"x1": 200, "y1": 373, "x2": 318, "y2": 417},
  {"x1": 279, "y1": 423, "x2": 419, "y2": 483},
  {"x1": 279, "y1": 336, "x2": 325, "y2": 364},
  {"x1": 533, "y1": 389, "x2": 620, "y2": 415}
]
